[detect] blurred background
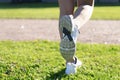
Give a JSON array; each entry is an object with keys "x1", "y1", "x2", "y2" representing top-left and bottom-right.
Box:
[{"x1": 0, "y1": 0, "x2": 120, "y2": 4}]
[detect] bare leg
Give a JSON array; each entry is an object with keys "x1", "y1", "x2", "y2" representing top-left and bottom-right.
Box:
[
  {"x1": 58, "y1": 0, "x2": 94, "y2": 63},
  {"x1": 58, "y1": 0, "x2": 75, "y2": 63},
  {"x1": 74, "y1": 0, "x2": 94, "y2": 29},
  {"x1": 58, "y1": 0, "x2": 74, "y2": 39},
  {"x1": 58, "y1": 0, "x2": 94, "y2": 74}
]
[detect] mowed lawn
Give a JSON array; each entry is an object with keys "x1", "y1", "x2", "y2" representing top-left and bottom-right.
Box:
[
  {"x1": 0, "y1": 40, "x2": 120, "y2": 80},
  {"x1": 0, "y1": 3, "x2": 120, "y2": 19}
]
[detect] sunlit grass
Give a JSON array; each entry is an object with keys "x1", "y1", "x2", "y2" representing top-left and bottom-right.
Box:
[
  {"x1": 92, "y1": 6, "x2": 120, "y2": 20},
  {"x1": 0, "y1": 40, "x2": 120, "y2": 80},
  {"x1": 0, "y1": 3, "x2": 120, "y2": 20}
]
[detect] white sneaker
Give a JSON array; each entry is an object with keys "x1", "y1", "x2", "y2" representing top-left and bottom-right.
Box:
[
  {"x1": 60, "y1": 15, "x2": 79, "y2": 54},
  {"x1": 65, "y1": 57, "x2": 82, "y2": 75}
]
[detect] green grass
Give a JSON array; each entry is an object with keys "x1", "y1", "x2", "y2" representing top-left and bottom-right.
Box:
[
  {"x1": 0, "y1": 3, "x2": 120, "y2": 20},
  {"x1": 0, "y1": 40, "x2": 120, "y2": 80},
  {"x1": 92, "y1": 6, "x2": 120, "y2": 20},
  {"x1": 0, "y1": 3, "x2": 59, "y2": 19}
]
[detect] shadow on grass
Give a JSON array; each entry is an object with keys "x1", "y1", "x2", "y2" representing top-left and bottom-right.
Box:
[
  {"x1": 0, "y1": 3, "x2": 59, "y2": 9},
  {"x1": 46, "y1": 68, "x2": 67, "y2": 80}
]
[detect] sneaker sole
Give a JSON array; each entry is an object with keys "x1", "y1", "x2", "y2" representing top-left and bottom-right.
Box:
[
  {"x1": 60, "y1": 15, "x2": 76, "y2": 54},
  {"x1": 60, "y1": 15, "x2": 73, "y2": 32}
]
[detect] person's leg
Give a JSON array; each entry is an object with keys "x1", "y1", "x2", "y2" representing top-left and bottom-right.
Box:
[
  {"x1": 58, "y1": 0, "x2": 75, "y2": 63},
  {"x1": 58, "y1": 0, "x2": 94, "y2": 75},
  {"x1": 73, "y1": 0, "x2": 94, "y2": 29},
  {"x1": 58, "y1": 0, "x2": 74, "y2": 38}
]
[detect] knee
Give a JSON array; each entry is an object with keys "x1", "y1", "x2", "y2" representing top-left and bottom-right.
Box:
[{"x1": 60, "y1": 10, "x2": 73, "y2": 17}]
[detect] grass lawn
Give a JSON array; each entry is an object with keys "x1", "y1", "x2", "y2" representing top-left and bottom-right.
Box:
[
  {"x1": 0, "y1": 3, "x2": 120, "y2": 20},
  {"x1": 0, "y1": 40, "x2": 120, "y2": 80}
]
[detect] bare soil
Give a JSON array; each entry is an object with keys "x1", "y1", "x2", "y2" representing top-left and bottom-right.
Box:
[{"x1": 0, "y1": 19, "x2": 120, "y2": 44}]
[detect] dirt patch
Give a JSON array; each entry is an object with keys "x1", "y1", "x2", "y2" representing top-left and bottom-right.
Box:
[{"x1": 0, "y1": 19, "x2": 120, "y2": 44}]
